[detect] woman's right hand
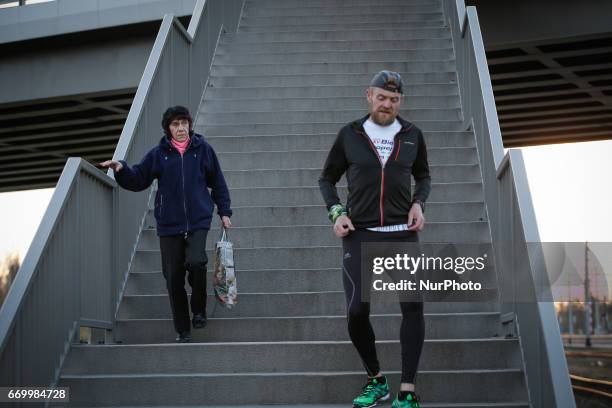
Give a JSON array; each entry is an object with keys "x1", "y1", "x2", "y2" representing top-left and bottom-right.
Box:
[{"x1": 99, "y1": 160, "x2": 123, "y2": 172}]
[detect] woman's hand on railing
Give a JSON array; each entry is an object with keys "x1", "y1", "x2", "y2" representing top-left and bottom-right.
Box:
[{"x1": 99, "y1": 160, "x2": 123, "y2": 172}]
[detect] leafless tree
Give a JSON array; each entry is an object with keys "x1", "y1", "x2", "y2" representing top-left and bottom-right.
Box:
[{"x1": 0, "y1": 252, "x2": 20, "y2": 306}]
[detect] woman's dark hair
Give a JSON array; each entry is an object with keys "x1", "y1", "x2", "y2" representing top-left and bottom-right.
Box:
[{"x1": 161, "y1": 105, "x2": 193, "y2": 136}]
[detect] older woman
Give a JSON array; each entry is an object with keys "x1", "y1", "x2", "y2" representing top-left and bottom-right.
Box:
[{"x1": 101, "y1": 105, "x2": 232, "y2": 343}]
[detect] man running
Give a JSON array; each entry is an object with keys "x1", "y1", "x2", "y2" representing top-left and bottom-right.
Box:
[{"x1": 319, "y1": 71, "x2": 431, "y2": 408}]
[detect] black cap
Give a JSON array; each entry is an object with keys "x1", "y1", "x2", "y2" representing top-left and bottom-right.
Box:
[
  {"x1": 162, "y1": 105, "x2": 193, "y2": 136},
  {"x1": 370, "y1": 70, "x2": 404, "y2": 94}
]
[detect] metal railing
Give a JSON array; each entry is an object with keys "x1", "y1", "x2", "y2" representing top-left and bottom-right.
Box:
[
  {"x1": 443, "y1": 1, "x2": 576, "y2": 407},
  {"x1": 0, "y1": 0, "x2": 245, "y2": 391},
  {"x1": 0, "y1": 0, "x2": 54, "y2": 8}
]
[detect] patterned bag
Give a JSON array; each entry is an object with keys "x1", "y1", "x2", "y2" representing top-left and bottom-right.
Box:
[{"x1": 212, "y1": 229, "x2": 237, "y2": 308}]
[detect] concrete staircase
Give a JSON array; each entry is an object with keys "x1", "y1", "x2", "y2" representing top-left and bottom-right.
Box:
[{"x1": 58, "y1": 0, "x2": 531, "y2": 406}]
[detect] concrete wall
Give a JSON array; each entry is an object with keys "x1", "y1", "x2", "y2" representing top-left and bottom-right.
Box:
[
  {"x1": 0, "y1": 0, "x2": 196, "y2": 44},
  {"x1": 0, "y1": 33, "x2": 153, "y2": 104},
  {"x1": 0, "y1": 33, "x2": 155, "y2": 103}
]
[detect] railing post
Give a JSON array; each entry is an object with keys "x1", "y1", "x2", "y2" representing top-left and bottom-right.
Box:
[
  {"x1": 75, "y1": 162, "x2": 82, "y2": 340},
  {"x1": 110, "y1": 185, "x2": 117, "y2": 327}
]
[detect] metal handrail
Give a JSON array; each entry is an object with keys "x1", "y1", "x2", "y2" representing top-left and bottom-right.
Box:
[
  {"x1": 0, "y1": 0, "x2": 245, "y2": 389},
  {"x1": 444, "y1": 1, "x2": 575, "y2": 407},
  {"x1": 0, "y1": 158, "x2": 115, "y2": 351},
  {"x1": 0, "y1": 0, "x2": 40, "y2": 7}
]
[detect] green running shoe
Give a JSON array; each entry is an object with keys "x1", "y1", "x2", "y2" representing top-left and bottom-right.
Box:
[
  {"x1": 391, "y1": 392, "x2": 421, "y2": 408},
  {"x1": 352, "y1": 376, "x2": 390, "y2": 408}
]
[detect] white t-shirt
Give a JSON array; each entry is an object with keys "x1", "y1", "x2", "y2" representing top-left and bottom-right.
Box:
[
  {"x1": 363, "y1": 118, "x2": 410, "y2": 232},
  {"x1": 363, "y1": 118, "x2": 401, "y2": 167}
]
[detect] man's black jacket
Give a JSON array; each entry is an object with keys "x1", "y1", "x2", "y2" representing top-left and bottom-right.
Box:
[{"x1": 319, "y1": 114, "x2": 431, "y2": 229}]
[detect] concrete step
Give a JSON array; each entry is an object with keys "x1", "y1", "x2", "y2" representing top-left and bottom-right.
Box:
[
  {"x1": 114, "y1": 312, "x2": 503, "y2": 343},
  {"x1": 247, "y1": 0, "x2": 441, "y2": 7},
  {"x1": 245, "y1": 0, "x2": 441, "y2": 8},
  {"x1": 126, "y1": 261, "x2": 497, "y2": 295},
  {"x1": 210, "y1": 165, "x2": 481, "y2": 187},
  {"x1": 225, "y1": 183, "x2": 483, "y2": 206},
  {"x1": 239, "y1": 22, "x2": 447, "y2": 32},
  {"x1": 238, "y1": 15, "x2": 446, "y2": 28},
  {"x1": 203, "y1": 131, "x2": 474, "y2": 151},
  {"x1": 59, "y1": 370, "x2": 526, "y2": 406},
  {"x1": 145, "y1": 202, "x2": 487, "y2": 230},
  {"x1": 199, "y1": 108, "x2": 461, "y2": 125},
  {"x1": 137, "y1": 221, "x2": 491, "y2": 250},
  {"x1": 243, "y1": 5, "x2": 443, "y2": 17},
  {"x1": 215, "y1": 147, "x2": 474, "y2": 168},
  {"x1": 96, "y1": 404, "x2": 531, "y2": 408},
  {"x1": 210, "y1": 61, "x2": 456, "y2": 76},
  {"x1": 220, "y1": 39, "x2": 453, "y2": 54},
  {"x1": 133, "y1": 246, "x2": 342, "y2": 271},
  {"x1": 117, "y1": 290, "x2": 499, "y2": 319},
  {"x1": 204, "y1": 84, "x2": 458, "y2": 99},
  {"x1": 240, "y1": 14, "x2": 446, "y2": 28},
  {"x1": 125, "y1": 267, "x2": 346, "y2": 295},
  {"x1": 198, "y1": 120, "x2": 465, "y2": 136},
  {"x1": 214, "y1": 49, "x2": 455, "y2": 65},
  {"x1": 133, "y1": 244, "x2": 494, "y2": 273},
  {"x1": 145, "y1": 201, "x2": 486, "y2": 228},
  {"x1": 201, "y1": 95, "x2": 459, "y2": 112},
  {"x1": 63, "y1": 339, "x2": 520, "y2": 375},
  {"x1": 208, "y1": 72, "x2": 456, "y2": 87},
  {"x1": 223, "y1": 28, "x2": 451, "y2": 43},
  {"x1": 218, "y1": 40, "x2": 452, "y2": 54}
]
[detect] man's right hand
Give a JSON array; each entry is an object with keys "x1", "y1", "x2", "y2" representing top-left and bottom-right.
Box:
[
  {"x1": 99, "y1": 160, "x2": 123, "y2": 172},
  {"x1": 333, "y1": 215, "x2": 355, "y2": 238}
]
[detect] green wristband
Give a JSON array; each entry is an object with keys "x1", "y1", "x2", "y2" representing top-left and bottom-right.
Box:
[{"x1": 328, "y1": 204, "x2": 348, "y2": 223}]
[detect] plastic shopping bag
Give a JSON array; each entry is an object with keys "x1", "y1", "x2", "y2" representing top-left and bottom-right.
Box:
[{"x1": 212, "y1": 229, "x2": 237, "y2": 308}]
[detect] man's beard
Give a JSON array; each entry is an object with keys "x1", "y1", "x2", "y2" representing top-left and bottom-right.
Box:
[{"x1": 370, "y1": 109, "x2": 397, "y2": 126}]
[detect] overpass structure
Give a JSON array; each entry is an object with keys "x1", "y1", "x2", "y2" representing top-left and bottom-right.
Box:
[{"x1": 0, "y1": 0, "x2": 602, "y2": 406}]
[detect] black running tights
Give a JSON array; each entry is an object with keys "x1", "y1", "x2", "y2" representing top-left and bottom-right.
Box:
[{"x1": 341, "y1": 228, "x2": 424, "y2": 384}]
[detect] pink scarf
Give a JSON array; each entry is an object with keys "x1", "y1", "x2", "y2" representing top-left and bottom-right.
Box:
[{"x1": 171, "y1": 137, "x2": 190, "y2": 155}]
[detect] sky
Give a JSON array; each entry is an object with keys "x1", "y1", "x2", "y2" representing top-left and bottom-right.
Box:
[
  {"x1": 1, "y1": 139, "x2": 611, "y2": 297},
  {"x1": 519, "y1": 140, "x2": 612, "y2": 299},
  {"x1": 0, "y1": 187, "x2": 54, "y2": 260},
  {"x1": 520, "y1": 140, "x2": 612, "y2": 243}
]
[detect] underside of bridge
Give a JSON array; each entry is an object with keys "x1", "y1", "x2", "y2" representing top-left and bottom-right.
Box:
[
  {"x1": 488, "y1": 34, "x2": 612, "y2": 148},
  {"x1": 0, "y1": 88, "x2": 135, "y2": 192}
]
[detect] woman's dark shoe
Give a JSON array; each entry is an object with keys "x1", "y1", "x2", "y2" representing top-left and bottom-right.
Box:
[
  {"x1": 192, "y1": 313, "x2": 207, "y2": 329},
  {"x1": 175, "y1": 331, "x2": 192, "y2": 343}
]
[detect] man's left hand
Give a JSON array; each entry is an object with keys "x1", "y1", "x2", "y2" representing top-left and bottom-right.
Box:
[
  {"x1": 221, "y1": 216, "x2": 232, "y2": 229},
  {"x1": 407, "y1": 204, "x2": 425, "y2": 232}
]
